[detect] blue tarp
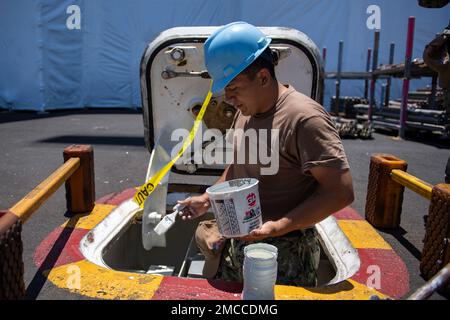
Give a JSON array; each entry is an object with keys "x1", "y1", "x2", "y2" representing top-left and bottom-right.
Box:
[{"x1": 0, "y1": 0, "x2": 448, "y2": 111}]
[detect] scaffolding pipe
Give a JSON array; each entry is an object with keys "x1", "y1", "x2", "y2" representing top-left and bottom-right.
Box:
[
  {"x1": 369, "y1": 31, "x2": 380, "y2": 121},
  {"x1": 384, "y1": 43, "x2": 395, "y2": 106},
  {"x1": 399, "y1": 17, "x2": 415, "y2": 139},
  {"x1": 335, "y1": 40, "x2": 343, "y2": 116},
  {"x1": 364, "y1": 48, "x2": 372, "y2": 99}
]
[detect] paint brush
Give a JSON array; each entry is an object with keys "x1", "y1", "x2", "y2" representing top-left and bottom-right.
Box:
[{"x1": 153, "y1": 203, "x2": 184, "y2": 236}]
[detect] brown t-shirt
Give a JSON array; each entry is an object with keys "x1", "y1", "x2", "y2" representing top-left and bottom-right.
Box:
[{"x1": 226, "y1": 85, "x2": 349, "y2": 221}]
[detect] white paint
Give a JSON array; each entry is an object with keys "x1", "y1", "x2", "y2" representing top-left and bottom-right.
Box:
[
  {"x1": 79, "y1": 199, "x2": 141, "y2": 269},
  {"x1": 66, "y1": 5, "x2": 81, "y2": 30},
  {"x1": 314, "y1": 215, "x2": 361, "y2": 285},
  {"x1": 366, "y1": 5, "x2": 381, "y2": 30},
  {"x1": 142, "y1": 144, "x2": 170, "y2": 250},
  {"x1": 246, "y1": 248, "x2": 276, "y2": 259},
  {"x1": 366, "y1": 265, "x2": 382, "y2": 289}
]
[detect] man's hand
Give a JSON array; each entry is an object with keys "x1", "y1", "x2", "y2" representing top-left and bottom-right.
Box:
[
  {"x1": 177, "y1": 193, "x2": 211, "y2": 220},
  {"x1": 239, "y1": 220, "x2": 284, "y2": 242}
]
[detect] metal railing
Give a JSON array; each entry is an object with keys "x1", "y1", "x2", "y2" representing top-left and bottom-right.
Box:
[
  {"x1": 390, "y1": 169, "x2": 433, "y2": 200},
  {"x1": 0, "y1": 145, "x2": 95, "y2": 300},
  {"x1": 408, "y1": 262, "x2": 450, "y2": 300},
  {"x1": 366, "y1": 153, "x2": 450, "y2": 298}
]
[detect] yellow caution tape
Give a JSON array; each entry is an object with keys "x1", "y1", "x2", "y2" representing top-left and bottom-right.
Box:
[{"x1": 133, "y1": 81, "x2": 213, "y2": 208}]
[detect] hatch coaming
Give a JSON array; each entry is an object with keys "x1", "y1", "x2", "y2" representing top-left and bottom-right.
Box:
[{"x1": 80, "y1": 198, "x2": 359, "y2": 285}]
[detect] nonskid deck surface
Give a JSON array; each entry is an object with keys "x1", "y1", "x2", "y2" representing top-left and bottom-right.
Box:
[{"x1": 2, "y1": 112, "x2": 446, "y2": 299}]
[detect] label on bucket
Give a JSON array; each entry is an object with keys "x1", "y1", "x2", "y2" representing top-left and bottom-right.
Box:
[
  {"x1": 208, "y1": 178, "x2": 263, "y2": 237},
  {"x1": 214, "y1": 199, "x2": 241, "y2": 236},
  {"x1": 214, "y1": 198, "x2": 261, "y2": 237},
  {"x1": 247, "y1": 193, "x2": 257, "y2": 207}
]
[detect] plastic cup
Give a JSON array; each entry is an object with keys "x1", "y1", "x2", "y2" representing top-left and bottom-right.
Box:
[{"x1": 242, "y1": 243, "x2": 278, "y2": 300}]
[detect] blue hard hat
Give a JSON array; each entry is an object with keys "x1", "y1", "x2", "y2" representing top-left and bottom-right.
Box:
[{"x1": 204, "y1": 21, "x2": 272, "y2": 93}]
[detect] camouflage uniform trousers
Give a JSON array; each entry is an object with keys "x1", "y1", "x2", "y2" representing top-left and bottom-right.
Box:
[{"x1": 215, "y1": 228, "x2": 321, "y2": 287}]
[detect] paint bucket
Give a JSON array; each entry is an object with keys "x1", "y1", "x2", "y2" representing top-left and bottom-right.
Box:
[
  {"x1": 206, "y1": 178, "x2": 262, "y2": 238},
  {"x1": 242, "y1": 243, "x2": 278, "y2": 300}
]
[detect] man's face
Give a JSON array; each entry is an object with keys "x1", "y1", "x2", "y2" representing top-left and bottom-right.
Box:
[{"x1": 224, "y1": 72, "x2": 262, "y2": 116}]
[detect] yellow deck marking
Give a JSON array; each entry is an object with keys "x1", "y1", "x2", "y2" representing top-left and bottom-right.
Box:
[
  {"x1": 44, "y1": 260, "x2": 164, "y2": 300},
  {"x1": 61, "y1": 204, "x2": 117, "y2": 229},
  {"x1": 338, "y1": 220, "x2": 392, "y2": 250},
  {"x1": 275, "y1": 279, "x2": 388, "y2": 300}
]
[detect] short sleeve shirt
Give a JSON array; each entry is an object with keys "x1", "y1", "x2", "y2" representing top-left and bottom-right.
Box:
[{"x1": 226, "y1": 85, "x2": 349, "y2": 221}]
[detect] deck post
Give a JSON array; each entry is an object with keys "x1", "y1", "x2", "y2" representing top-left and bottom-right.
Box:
[
  {"x1": 63, "y1": 145, "x2": 95, "y2": 214},
  {"x1": 421, "y1": 184, "x2": 450, "y2": 287},
  {"x1": 0, "y1": 212, "x2": 25, "y2": 300},
  {"x1": 365, "y1": 154, "x2": 408, "y2": 228}
]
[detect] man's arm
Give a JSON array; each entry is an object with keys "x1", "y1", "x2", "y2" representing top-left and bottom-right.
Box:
[
  {"x1": 243, "y1": 166, "x2": 354, "y2": 240},
  {"x1": 178, "y1": 165, "x2": 230, "y2": 219}
]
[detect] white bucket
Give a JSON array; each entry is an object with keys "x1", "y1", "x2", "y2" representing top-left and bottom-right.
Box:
[
  {"x1": 242, "y1": 243, "x2": 278, "y2": 300},
  {"x1": 206, "y1": 178, "x2": 262, "y2": 238}
]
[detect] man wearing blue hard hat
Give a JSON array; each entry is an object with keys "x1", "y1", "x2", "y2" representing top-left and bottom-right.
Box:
[{"x1": 179, "y1": 22, "x2": 354, "y2": 286}]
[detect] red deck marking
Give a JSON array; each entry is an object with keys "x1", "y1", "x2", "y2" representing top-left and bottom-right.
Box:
[
  {"x1": 351, "y1": 248, "x2": 409, "y2": 299},
  {"x1": 34, "y1": 226, "x2": 88, "y2": 270},
  {"x1": 152, "y1": 276, "x2": 242, "y2": 300},
  {"x1": 333, "y1": 207, "x2": 364, "y2": 220},
  {"x1": 95, "y1": 188, "x2": 136, "y2": 205}
]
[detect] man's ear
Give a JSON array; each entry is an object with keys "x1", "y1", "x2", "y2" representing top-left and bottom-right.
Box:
[{"x1": 258, "y1": 69, "x2": 270, "y2": 87}]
